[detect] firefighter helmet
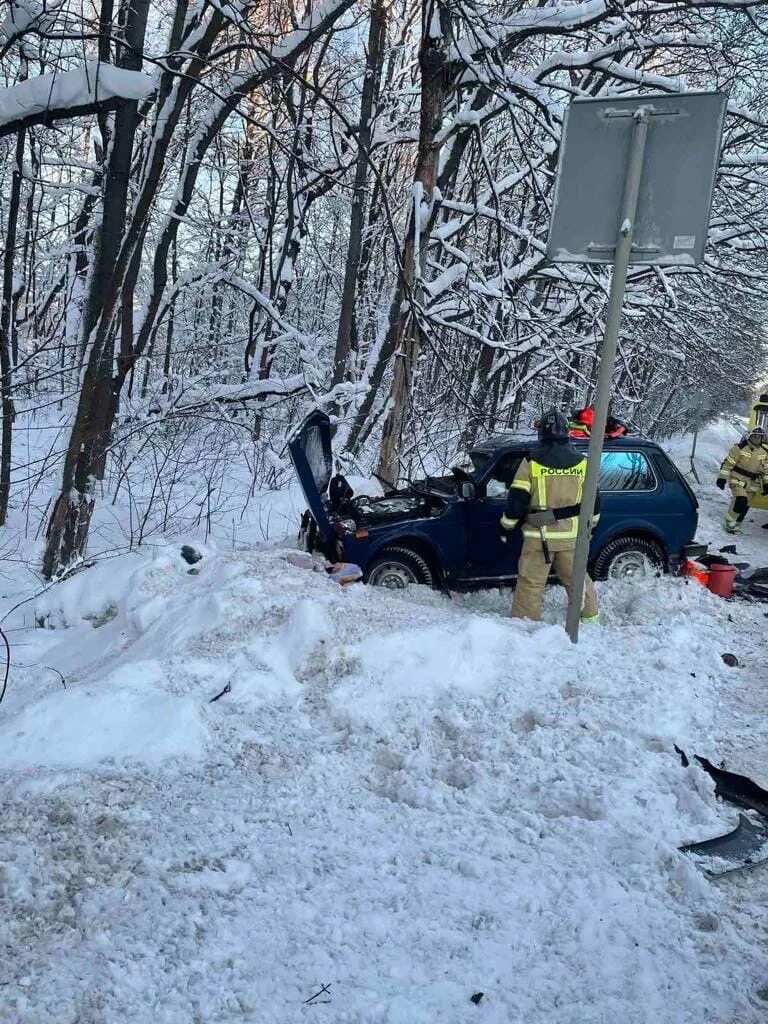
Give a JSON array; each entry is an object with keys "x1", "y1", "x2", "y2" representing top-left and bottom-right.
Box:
[
  {"x1": 747, "y1": 425, "x2": 766, "y2": 446},
  {"x1": 538, "y1": 408, "x2": 569, "y2": 443}
]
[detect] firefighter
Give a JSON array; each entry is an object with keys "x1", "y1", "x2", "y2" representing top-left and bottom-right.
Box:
[
  {"x1": 568, "y1": 406, "x2": 595, "y2": 437},
  {"x1": 716, "y1": 426, "x2": 768, "y2": 533},
  {"x1": 501, "y1": 408, "x2": 600, "y2": 624},
  {"x1": 569, "y1": 405, "x2": 628, "y2": 438}
]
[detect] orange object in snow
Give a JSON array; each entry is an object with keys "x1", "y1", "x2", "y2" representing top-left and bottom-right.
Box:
[
  {"x1": 683, "y1": 559, "x2": 710, "y2": 586},
  {"x1": 707, "y1": 563, "x2": 737, "y2": 598}
]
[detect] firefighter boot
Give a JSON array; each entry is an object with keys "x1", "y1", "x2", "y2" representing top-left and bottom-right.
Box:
[{"x1": 725, "y1": 493, "x2": 749, "y2": 534}]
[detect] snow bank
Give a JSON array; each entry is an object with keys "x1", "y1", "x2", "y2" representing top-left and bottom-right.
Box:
[
  {"x1": 34, "y1": 553, "x2": 145, "y2": 628},
  {"x1": 0, "y1": 540, "x2": 765, "y2": 1023},
  {"x1": 0, "y1": 662, "x2": 207, "y2": 770}
]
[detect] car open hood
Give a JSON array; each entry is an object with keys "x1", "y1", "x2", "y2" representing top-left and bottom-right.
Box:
[{"x1": 287, "y1": 409, "x2": 334, "y2": 541}]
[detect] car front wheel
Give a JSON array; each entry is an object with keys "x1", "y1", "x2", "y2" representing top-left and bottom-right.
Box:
[
  {"x1": 365, "y1": 547, "x2": 434, "y2": 589},
  {"x1": 592, "y1": 535, "x2": 665, "y2": 581}
]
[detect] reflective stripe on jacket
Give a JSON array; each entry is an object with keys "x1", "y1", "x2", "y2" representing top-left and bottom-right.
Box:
[
  {"x1": 718, "y1": 441, "x2": 768, "y2": 487},
  {"x1": 500, "y1": 456, "x2": 601, "y2": 543}
]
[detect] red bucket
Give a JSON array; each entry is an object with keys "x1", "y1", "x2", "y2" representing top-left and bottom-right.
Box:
[{"x1": 708, "y1": 563, "x2": 737, "y2": 598}]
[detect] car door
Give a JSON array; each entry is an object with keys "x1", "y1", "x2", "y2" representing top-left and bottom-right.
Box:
[
  {"x1": 461, "y1": 453, "x2": 525, "y2": 582},
  {"x1": 593, "y1": 449, "x2": 662, "y2": 549}
]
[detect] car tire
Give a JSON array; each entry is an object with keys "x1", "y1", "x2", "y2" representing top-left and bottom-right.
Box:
[
  {"x1": 592, "y1": 535, "x2": 665, "y2": 582},
  {"x1": 365, "y1": 547, "x2": 434, "y2": 589}
]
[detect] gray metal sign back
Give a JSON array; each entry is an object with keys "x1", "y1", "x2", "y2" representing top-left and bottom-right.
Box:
[{"x1": 547, "y1": 92, "x2": 727, "y2": 267}]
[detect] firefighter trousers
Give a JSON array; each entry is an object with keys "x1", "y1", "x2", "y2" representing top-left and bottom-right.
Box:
[
  {"x1": 725, "y1": 480, "x2": 757, "y2": 530},
  {"x1": 511, "y1": 541, "x2": 598, "y2": 622}
]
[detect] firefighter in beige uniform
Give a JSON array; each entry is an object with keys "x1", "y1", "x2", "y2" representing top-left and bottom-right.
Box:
[
  {"x1": 716, "y1": 426, "x2": 768, "y2": 533},
  {"x1": 500, "y1": 408, "x2": 600, "y2": 623}
]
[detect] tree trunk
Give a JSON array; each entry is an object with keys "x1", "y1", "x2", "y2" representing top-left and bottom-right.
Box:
[
  {"x1": 161, "y1": 237, "x2": 178, "y2": 394},
  {"x1": 0, "y1": 122, "x2": 26, "y2": 525},
  {"x1": 42, "y1": 0, "x2": 151, "y2": 577},
  {"x1": 331, "y1": 0, "x2": 387, "y2": 390},
  {"x1": 42, "y1": 0, "x2": 355, "y2": 576},
  {"x1": 377, "y1": 0, "x2": 449, "y2": 483}
]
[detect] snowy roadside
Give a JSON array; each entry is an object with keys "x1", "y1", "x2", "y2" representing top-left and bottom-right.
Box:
[
  {"x1": 667, "y1": 420, "x2": 768, "y2": 780},
  {"x1": 1, "y1": 421, "x2": 767, "y2": 1023},
  {"x1": 0, "y1": 559, "x2": 766, "y2": 1021}
]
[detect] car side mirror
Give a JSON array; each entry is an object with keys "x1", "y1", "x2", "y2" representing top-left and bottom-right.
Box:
[{"x1": 460, "y1": 481, "x2": 476, "y2": 500}]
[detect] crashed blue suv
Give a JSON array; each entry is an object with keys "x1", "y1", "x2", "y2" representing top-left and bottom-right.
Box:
[{"x1": 289, "y1": 410, "x2": 701, "y2": 589}]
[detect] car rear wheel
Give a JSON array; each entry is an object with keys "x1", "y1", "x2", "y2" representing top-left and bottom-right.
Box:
[
  {"x1": 365, "y1": 547, "x2": 434, "y2": 589},
  {"x1": 592, "y1": 536, "x2": 665, "y2": 581}
]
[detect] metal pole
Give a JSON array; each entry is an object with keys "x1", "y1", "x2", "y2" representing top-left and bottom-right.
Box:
[
  {"x1": 688, "y1": 391, "x2": 703, "y2": 483},
  {"x1": 565, "y1": 108, "x2": 651, "y2": 643},
  {"x1": 689, "y1": 424, "x2": 701, "y2": 483}
]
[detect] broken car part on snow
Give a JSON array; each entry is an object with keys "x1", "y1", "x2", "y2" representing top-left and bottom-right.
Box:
[{"x1": 678, "y1": 753, "x2": 768, "y2": 876}]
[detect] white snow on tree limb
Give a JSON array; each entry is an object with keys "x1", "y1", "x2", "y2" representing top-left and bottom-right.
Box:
[
  {"x1": 448, "y1": 0, "x2": 609, "y2": 62},
  {"x1": 265, "y1": 0, "x2": 355, "y2": 65},
  {"x1": 0, "y1": 0, "x2": 49, "y2": 42},
  {"x1": 0, "y1": 61, "x2": 156, "y2": 133}
]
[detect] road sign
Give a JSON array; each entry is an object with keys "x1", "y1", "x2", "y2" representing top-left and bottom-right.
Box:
[
  {"x1": 546, "y1": 92, "x2": 727, "y2": 644},
  {"x1": 547, "y1": 92, "x2": 727, "y2": 267}
]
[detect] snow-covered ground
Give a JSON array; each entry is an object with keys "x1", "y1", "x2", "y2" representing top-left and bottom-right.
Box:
[{"x1": 1, "y1": 420, "x2": 767, "y2": 1024}]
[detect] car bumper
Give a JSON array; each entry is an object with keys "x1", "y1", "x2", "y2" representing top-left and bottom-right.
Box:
[{"x1": 671, "y1": 542, "x2": 708, "y2": 575}]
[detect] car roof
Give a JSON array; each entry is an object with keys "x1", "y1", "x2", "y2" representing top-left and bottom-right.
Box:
[{"x1": 472, "y1": 431, "x2": 662, "y2": 455}]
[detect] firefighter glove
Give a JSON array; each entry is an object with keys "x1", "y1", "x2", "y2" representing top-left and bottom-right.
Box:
[
  {"x1": 526, "y1": 508, "x2": 557, "y2": 527},
  {"x1": 499, "y1": 518, "x2": 518, "y2": 542},
  {"x1": 716, "y1": 477, "x2": 726, "y2": 491}
]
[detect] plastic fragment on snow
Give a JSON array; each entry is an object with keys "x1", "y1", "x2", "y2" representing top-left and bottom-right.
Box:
[
  {"x1": 674, "y1": 744, "x2": 690, "y2": 768},
  {"x1": 680, "y1": 814, "x2": 768, "y2": 877},
  {"x1": 678, "y1": 752, "x2": 768, "y2": 874},
  {"x1": 733, "y1": 566, "x2": 768, "y2": 602},
  {"x1": 209, "y1": 682, "x2": 232, "y2": 704},
  {"x1": 695, "y1": 757, "x2": 768, "y2": 817}
]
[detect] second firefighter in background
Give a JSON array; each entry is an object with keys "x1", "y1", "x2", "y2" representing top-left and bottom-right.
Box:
[
  {"x1": 716, "y1": 426, "x2": 768, "y2": 533},
  {"x1": 500, "y1": 408, "x2": 600, "y2": 623}
]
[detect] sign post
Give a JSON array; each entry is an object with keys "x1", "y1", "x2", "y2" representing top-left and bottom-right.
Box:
[
  {"x1": 564, "y1": 108, "x2": 649, "y2": 644},
  {"x1": 545, "y1": 92, "x2": 727, "y2": 643}
]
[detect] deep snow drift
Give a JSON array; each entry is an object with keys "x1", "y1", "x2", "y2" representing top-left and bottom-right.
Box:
[{"x1": 1, "y1": 420, "x2": 767, "y2": 1023}]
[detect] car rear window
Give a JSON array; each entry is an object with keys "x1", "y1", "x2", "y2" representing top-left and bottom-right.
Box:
[
  {"x1": 599, "y1": 451, "x2": 656, "y2": 491},
  {"x1": 653, "y1": 451, "x2": 679, "y2": 482}
]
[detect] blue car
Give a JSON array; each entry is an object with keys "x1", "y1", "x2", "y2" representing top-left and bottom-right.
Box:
[{"x1": 289, "y1": 410, "x2": 701, "y2": 589}]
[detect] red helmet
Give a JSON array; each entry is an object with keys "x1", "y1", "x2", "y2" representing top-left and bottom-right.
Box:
[{"x1": 576, "y1": 406, "x2": 595, "y2": 428}]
